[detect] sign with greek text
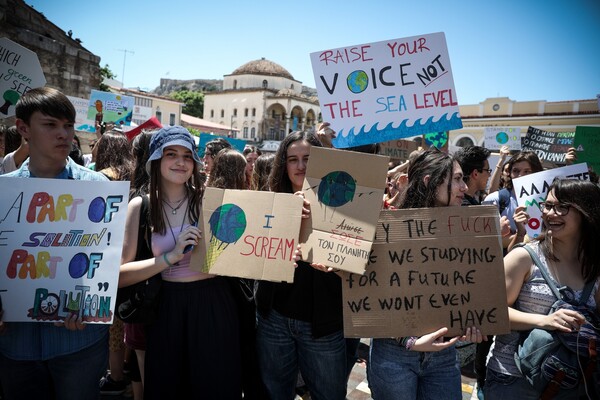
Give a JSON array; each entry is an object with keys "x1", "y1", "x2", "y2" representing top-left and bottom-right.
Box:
[
  {"x1": 0, "y1": 178, "x2": 129, "y2": 323},
  {"x1": 310, "y1": 32, "x2": 462, "y2": 148},
  {"x1": 379, "y1": 139, "x2": 419, "y2": 161},
  {"x1": 512, "y1": 163, "x2": 589, "y2": 239},
  {"x1": 0, "y1": 37, "x2": 47, "y2": 118},
  {"x1": 574, "y1": 126, "x2": 600, "y2": 174},
  {"x1": 484, "y1": 127, "x2": 521, "y2": 151},
  {"x1": 191, "y1": 188, "x2": 303, "y2": 282},
  {"x1": 341, "y1": 206, "x2": 509, "y2": 337},
  {"x1": 87, "y1": 89, "x2": 134, "y2": 130},
  {"x1": 300, "y1": 147, "x2": 389, "y2": 274},
  {"x1": 522, "y1": 127, "x2": 574, "y2": 165},
  {"x1": 67, "y1": 95, "x2": 96, "y2": 133}
]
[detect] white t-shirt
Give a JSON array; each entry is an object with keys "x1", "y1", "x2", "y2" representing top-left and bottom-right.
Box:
[{"x1": 0, "y1": 151, "x2": 17, "y2": 174}]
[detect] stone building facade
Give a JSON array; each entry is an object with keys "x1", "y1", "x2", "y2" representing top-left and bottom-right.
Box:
[{"x1": 0, "y1": 0, "x2": 101, "y2": 99}]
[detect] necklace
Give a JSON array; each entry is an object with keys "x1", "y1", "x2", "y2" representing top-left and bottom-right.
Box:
[
  {"x1": 163, "y1": 205, "x2": 187, "y2": 267},
  {"x1": 162, "y1": 194, "x2": 187, "y2": 215}
]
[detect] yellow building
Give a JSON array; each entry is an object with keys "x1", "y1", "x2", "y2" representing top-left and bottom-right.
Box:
[{"x1": 451, "y1": 96, "x2": 600, "y2": 147}]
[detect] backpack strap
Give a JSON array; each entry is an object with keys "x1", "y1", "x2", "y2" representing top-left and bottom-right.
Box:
[
  {"x1": 136, "y1": 195, "x2": 153, "y2": 261},
  {"x1": 498, "y1": 188, "x2": 511, "y2": 215},
  {"x1": 518, "y1": 243, "x2": 595, "y2": 306}
]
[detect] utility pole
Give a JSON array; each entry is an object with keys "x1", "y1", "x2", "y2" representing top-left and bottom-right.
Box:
[{"x1": 116, "y1": 49, "x2": 135, "y2": 88}]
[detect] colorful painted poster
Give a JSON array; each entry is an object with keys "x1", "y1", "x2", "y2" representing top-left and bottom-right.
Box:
[
  {"x1": 86, "y1": 90, "x2": 134, "y2": 129},
  {"x1": 310, "y1": 32, "x2": 462, "y2": 148},
  {"x1": 300, "y1": 147, "x2": 389, "y2": 274},
  {"x1": 522, "y1": 127, "x2": 575, "y2": 165},
  {"x1": 0, "y1": 178, "x2": 129, "y2": 323},
  {"x1": 574, "y1": 126, "x2": 600, "y2": 173},
  {"x1": 512, "y1": 163, "x2": 589, "y2": 239},
  {"x1": 484, "y1": 127, "x2": 521, "y2": 151},
  {"x1": 67, "y1": 95, "x2": 95, "y2": 132},
  {"x1": 191, "y1": 188, "x2": 303, "y2": 282},
  {"x1": 0, "y1": 37, "x2": 47, "y2": 118},
  {"x1": 341, "y1": 206, "x2": 509, "y2": 337},
  {"x1": 197, "y1": 133, "x2": 246, "y2": 157}
]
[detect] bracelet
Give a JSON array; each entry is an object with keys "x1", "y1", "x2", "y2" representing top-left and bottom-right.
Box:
[
  {"x1": 163, "y1": 252, "x2": 175, "y2": 268},
  {"x1": 405, "y1": 336, "x2": 418, "y2": 351}
]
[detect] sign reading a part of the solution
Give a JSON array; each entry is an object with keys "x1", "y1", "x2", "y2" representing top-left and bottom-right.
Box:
[
  {"x1": 484, "y1": 127, "x2": 521, "y2": 151},
  {"x1": 310, "y1": 32, "x2": 462, "y2": 148},
  {"x1": 0, "y1": 37, "x2": 47, "y2": 117},
  {"x1": 341, "y1": 206, "x2": 509, "y2": 338},
  {"x1": 0, "y1": 178, "x2": 129, "y2": 323},
  {"x1": 300, "y1": 147, "x2": 389, "y2": 274},
  {"x1": 512, "y1": 163, "x2": 589, "y2": 239},
  {"x1": 191, "y1": 187, "x2": 303, "y2": 283}
]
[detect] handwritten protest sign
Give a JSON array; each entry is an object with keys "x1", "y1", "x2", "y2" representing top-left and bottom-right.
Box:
[
  {"x1": 67, "y1": 95, "x2": 95, "y2": 132},
  {"x1": 379, "y1": 139, "x2": 419, "y2": 161},
  {"x1": 341, "y1": 206, "x2": 509, "y2": 338},
  {"x1": 0, "y1": 178, "x2": 129, "y2": 323},
  {"x1": 522, "y1": 127, "x2": 575, "y2": 165},
  {"x1": 484, "y1": 127, "x2": 521, "y2": 151},
  {"x1": 512, "y1": 163, "x2": 589, "y2": 239},
  {"x1": 87, "y1": 90, "x2": 134, "y2": 130},
  {"x1": 574, "y1": 126, "x2": 600, "y2": 173},
  {"x1": 310, "y1": 32, "x2": 462, "y2": 148},
  {"x1": 300, "y1": 147, "x2": 388, "y2": 274},
  {"x1": 0, "y1": 37, "x2": 47, "y2": 118},
  {"x1": 191, "y1": 188, "x2": 303, "y2": 282}
]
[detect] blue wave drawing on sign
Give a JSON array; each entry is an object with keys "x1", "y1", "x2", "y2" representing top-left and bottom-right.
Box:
[{"x1": 332, "y1": 112, "x2": 463, "y2": 148}]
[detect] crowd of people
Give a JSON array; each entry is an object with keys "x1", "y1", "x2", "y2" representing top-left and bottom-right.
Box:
[{"x1": 0, "y1": 87, "x2": 599, "y2": 400}]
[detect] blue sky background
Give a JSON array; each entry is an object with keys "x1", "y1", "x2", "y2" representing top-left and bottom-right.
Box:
[{"x1": 26, "y1": 0, "x2": 600, "y2": 105}]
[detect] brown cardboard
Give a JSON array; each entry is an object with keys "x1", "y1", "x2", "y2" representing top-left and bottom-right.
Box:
[
  {"x1": 379, "y1": 139, "x2": 419, "y2": 161},
  {"x1": 341, "y1": 205, "x2": 510, "y2": 337},
  {"x1": 300, "y1": 146, "x2": 389, "y2": 274},
  {"x1": 190, "y1": 188, "x2": 303, "y2": 282}
]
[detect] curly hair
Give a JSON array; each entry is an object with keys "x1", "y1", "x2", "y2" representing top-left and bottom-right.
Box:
[
  {"x1": 535, "y1": 179, "x2": 600, "y2": 282},
  {"x1": 251, "y1": 153, "x2": 275, "y2": 191},
  {"x1": 95, "y1": 130, "x2": 134, "y2": 181},
  {"x1": 399, "y1": 148, "x2": 455, "y2": 208},
  {"x1": 268, "y1": 130, "x2": 322, "y2": 194},
  {"x1": 207, "y1": 149, "x2": 247, "y2": 190}
]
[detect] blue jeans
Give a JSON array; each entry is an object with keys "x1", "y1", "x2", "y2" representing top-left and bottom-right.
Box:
[
  {"x1": 0, "y1": 334, "x2": 108, "y2": 400},
  {"x1": 368, "y1": 338, "x2": 461, "y2": 400},
  {"x1": 484, "y1": 368, "x2": 585, "y2": 400},
  {"x1": 256, "y1": 310, "x2": 346, "y2": 400}
]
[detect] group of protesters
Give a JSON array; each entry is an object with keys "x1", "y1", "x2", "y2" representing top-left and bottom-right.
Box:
[{"x1": 0, "y1": 86, "x2": 599, "y2": 400}]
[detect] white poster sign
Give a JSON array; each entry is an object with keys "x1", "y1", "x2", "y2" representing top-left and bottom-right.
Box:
[{"x1": 484, "y1": 127, "x2": 521, "y2": 151}]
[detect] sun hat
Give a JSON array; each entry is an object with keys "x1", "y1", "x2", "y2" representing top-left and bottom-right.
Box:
[{"x1": 145, "y1": 125, "x2": 201, "y2": 174}]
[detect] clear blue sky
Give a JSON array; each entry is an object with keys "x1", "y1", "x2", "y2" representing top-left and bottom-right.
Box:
[{"x1": 26, "y1": 0, "x2": 600, "y2": 105}]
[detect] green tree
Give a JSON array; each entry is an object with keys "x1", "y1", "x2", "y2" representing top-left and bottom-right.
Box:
[
  {"x1": 170, "y1": 90, "x2": 204, "y2": 118},
  {"x1": 98, "y1": 64, "x2": 117, "y2": 92}
]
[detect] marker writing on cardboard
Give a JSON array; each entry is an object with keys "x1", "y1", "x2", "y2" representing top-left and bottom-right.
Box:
[{"x1": 183, "y1": 221, "x2": 198, "y2": 254}]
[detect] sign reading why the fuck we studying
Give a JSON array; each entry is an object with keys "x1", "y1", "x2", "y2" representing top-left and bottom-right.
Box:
[
  {"x1": 341, "y1": 206, "x2": 509, "y2": 338},
  {"x1": 310, "y1": 32, "x2": 463, "y2": 148},
  {"x1": 0, "y1": 178, "x2": 129, "y2": 323}
]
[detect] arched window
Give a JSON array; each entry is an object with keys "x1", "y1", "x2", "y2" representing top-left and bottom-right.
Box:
[
  {"x1": 220, "y1": 109, "x2": 224, "y2": 118},
  {"x1": 233, "y1": 80, "x2": 237, "y2": 89},
  {"x1": 210, "y1": 109, "x2": 214, "y2": 118},
  {"x1": 252, "y1": 108, "x2": 256, "y2": 117},
  {"x1": 233, "y1": 108, "x2": 237, "y2": 117},
  {"x1": 244, "y1": 108, "x2": 248, "y2": 117},
  {"x1": 251, "y1": 127, "x2": 256, "y2": 138},
  {"x1": 456, "y1": 137, "x2": 475, "y2": 148},
  {"x1": 262, "y1": 80, "x2": 268, "y2": 89},
  {"x1": 290, "y1": 84, "x2": 294, "y2": 90}
]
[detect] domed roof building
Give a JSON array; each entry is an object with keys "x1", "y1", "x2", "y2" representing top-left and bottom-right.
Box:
[{"x1": 203, "y1": 58, "x2": 320, "y2": 146}]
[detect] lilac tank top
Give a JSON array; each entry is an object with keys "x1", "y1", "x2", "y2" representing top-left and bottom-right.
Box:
[{"x1": 151, "y1": 224, "x2": 208, "y2": 281}]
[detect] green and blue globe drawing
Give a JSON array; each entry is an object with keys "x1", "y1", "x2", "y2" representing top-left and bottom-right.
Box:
[
  {"x1": 347, "y1": 70, "x2": 369, "y2": 94},
  {"x1": 496, "y1": 131, "x2": 509, "y2": 144}
]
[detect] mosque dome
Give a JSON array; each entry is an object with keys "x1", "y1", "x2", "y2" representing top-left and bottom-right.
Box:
[{"x1": 231, "y1": 58, "x2": 294, "y2": 80}]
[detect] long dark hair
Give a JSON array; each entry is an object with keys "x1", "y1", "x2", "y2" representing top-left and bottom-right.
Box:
[
  {"x1": 251, "y1": 153, "x2": 275, "y2": 191},
  {"x1": 268, "y1": 130, "x2": 321, "y2": 194},
  {"x1": 207, "y1": 149, "x2": 247, "y2": 190},
  {"x1": 399, "y1": 148, "x2": 455, "y2": 208},
  {"x1": 129, "y1": 131, "x2": 153, "y2": 199},
  {"x1": 505, "y1": 151, "x2": 543, "y2": 191},
  {"x1": 536, "y1": 179, "x2": 600, "y2": 282},
  {"x1": 95, "y1": 130, "x2": 134, "y2": 181}
]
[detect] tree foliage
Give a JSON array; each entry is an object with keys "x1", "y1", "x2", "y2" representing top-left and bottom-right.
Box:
[
  {"x1": 98, "y1": 64, "x2": 116, "y2": 92},
  {"x1": 170, "y1": 90, "x2": 204, "y2": 118}
]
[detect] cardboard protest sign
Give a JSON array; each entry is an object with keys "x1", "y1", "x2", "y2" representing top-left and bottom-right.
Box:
[
  {"x1": 87, "y1": 90, "x2": 134, "y2": 130},
  {"x1": 0, "y1": 37, "x2": 47, "y2": 118},
  {"x1": 191, "y1": 188, "x2": 303, "y2": 282},
  {"x1": 67, "y1": 95, "x2": 95, "y2": 132},
  {"x1": 341, "y1": 206, "x2": 509, "y2": 338},
  {"x1": 512, "y1": 163, "x2": 589, "y2": 239},
  {"x1": 310, "y1": 32, "x2": 462, "y2": 148},
  {"x1": 299, "y1": 147, "x2": 388, "y2": 274},
  {"x1": 522, "y1": 127, "x2": 575, "y2": 165},
  {"x1": 574, "y1": 126, "x2": 600, "y2": 173},
  {"x1": 379, "y1": 139, "x2": 419, "y2": 161},
  {"x1": 484, "y1": 127, "x2": 521, "y2": 151},
  {"x1": 0, "y1": 178, "x2": 129, "y2": 323}
]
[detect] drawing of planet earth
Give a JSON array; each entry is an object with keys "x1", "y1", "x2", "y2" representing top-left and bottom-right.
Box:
[
  {"x1": 496, "y1": 131, "x2": 509, "y2": 144},
  {"x1": 347, "y1": 70, "x2": 368, "y2": 93}
]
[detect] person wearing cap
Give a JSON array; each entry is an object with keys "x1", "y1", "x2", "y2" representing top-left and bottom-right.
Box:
[
  {"x1": 118, "y1": 125, "x2": 241, "y2": 399},
  {"x1": 0, "y1": 87, "x2": 110, "y2": 400}
]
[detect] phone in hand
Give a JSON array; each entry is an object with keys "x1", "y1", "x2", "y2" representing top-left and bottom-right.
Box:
[{"x1": 183, "y1": 221, "x2": 198, "y2": 254}]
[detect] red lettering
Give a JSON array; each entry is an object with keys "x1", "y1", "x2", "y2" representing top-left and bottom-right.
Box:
[{"x1": 27, "y1": 192, "x2": 51, "y2": 223}]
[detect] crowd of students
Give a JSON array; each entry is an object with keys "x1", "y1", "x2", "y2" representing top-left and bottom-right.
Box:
[{"x1": 0, "y1": 87, "x2": 599, "y2": 400}]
